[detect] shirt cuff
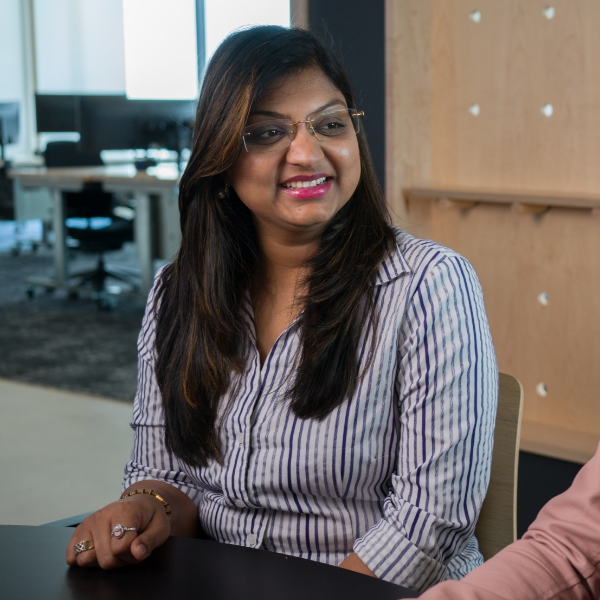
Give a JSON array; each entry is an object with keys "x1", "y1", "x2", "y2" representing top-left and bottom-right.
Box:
[{"x1": 353, "y1": 518, "x2": 447, "y2": 592}]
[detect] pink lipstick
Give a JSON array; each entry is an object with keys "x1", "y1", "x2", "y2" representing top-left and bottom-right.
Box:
[{"x1": 280, "y1": 174, "x2": 332, "y2": 199}]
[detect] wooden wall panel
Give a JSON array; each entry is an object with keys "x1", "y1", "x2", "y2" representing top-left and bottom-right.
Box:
[
  {"x1": 431, "y1": 0, "x2": 600, "y2": 193},
  {"x1": 387, "y1": 1, "x2": 600, "y2": 459},
  {"x1": 385, "y1": 0, "x2": 432, "y2": 225},
  {"x1": 408, "y1": 199, "x2": 600, "y2": 435}
]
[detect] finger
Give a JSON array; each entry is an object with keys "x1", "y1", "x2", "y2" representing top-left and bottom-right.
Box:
[
  {"x1": 69, "y1": 534, "x2": 99, "y2": 568},
  {"x1": 75, "y1": 540, "x2": 100, "y2": 568},
  {"x1": 110, "y1": 522, "x2": 141, "y2": 564},
  {"x1": 66, "y1": 529, "x2": 81, "y2": 566},
  {"x1": 128, "y1": 510, "x2": 170, "y2": 561},
  {"x1": 67, "y1": 525, "x2": 98, "y2": 567},
  {"x1": 109, "y1": 497, "x2": 154, "y2": 564},
  {"x1": 90, "y1": 516, "x2": 128, "y2": 570}
]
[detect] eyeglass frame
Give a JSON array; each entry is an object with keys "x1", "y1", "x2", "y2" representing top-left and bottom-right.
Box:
[{"x1": 241, "y1": 108, "x2": 365, "y2": 154}]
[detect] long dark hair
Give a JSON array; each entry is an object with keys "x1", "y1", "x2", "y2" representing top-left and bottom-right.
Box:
[{"x1": 154, "y1": 26, "x2": 395, "y2": 467}]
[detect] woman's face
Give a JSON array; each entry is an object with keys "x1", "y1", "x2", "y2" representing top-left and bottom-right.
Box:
[{"x1": 228, "y1": 67, "x2": 361, "y2": 241}]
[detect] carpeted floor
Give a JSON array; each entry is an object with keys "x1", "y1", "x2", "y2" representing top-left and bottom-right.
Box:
[{"x1": 0, "y1": 223, "x2": 146, "y2": 401}]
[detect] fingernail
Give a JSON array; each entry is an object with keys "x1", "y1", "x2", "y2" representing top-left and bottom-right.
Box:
[{"x1": 137, "y1": 544, "x2": 147, "y2": 556}]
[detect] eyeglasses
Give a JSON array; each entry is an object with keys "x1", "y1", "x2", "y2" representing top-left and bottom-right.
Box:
[{"x1": 241, "y1": 108, "x2": 364, "y2": 154}]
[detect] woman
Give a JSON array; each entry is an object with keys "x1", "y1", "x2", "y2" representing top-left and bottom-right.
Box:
[{"x1": 67, "y1": 26, "x2": 497, "y2": 592}]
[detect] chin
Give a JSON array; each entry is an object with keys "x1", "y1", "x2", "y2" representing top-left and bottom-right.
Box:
[
  {"x1": 287, "y1": 212, "x2": 335, "y2": 230},
  {"x1": 288, "y1": 204, "x2": 341, "y2": 226}
]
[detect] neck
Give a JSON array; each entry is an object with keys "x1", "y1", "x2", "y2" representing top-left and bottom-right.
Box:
[{"x1": 253, "y1": 223, "x2": 321, "y2": 292}]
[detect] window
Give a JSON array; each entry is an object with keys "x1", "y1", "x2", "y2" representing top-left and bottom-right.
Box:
[
  {"x1": 122, "y1": 0, "x2": 198, "y2": 100},
  {"x1": 204, "y1": 0, "x2": 290, "y2": 65}
]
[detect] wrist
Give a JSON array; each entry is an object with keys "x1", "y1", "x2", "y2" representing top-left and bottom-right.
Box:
[{"x1": 120, "y1": 488, "x2": 172, "y2": 518}]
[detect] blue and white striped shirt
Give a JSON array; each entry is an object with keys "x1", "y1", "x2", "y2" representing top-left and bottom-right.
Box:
[{"x1": 123, "y1": 228, "x2": 498, "y2": 592}]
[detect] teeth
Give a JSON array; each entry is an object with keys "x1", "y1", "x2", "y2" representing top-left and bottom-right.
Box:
[{"x1": 284, "y1": 177, "x2": 327, "y2": 189}]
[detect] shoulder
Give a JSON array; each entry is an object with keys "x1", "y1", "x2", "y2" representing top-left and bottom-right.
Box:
[
  {"x1": 394, "y1": 226, "x2": 470, "y2": 271},
  {"x1": 379, "y1": 227, "x2": 478, "y2": 289}
]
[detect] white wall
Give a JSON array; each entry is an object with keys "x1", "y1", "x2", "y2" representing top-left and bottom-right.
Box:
[
  {"x1": 33, "y1": 0, "x2": 126, "y2": 94},
  {"x1": 0, "y1": 0, "x2": 29, "y2": 159},
  {"x1": 0, "y1": 1, "x2": 25, "y2": 103},
  {"x1": 122, "y1": 0, "x2": 198, "y2": 100},
  {"x1": 204, "y1": 0, "x2": 290, "y2": 65}
]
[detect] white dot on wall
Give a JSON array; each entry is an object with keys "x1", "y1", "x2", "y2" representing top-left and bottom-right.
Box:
[
  {"x1": 537, "y1": 292, "x2": 549, "y2": 306},
  {"x1": 469, "y1": 10, "x2": 482, "y2": 23},
  {"x1": 541, "y1": 103, "x2": 554, "y2": 117},
  {"x1": 543, "y1": 6, "x2": 556, "y2": 20},
  {"x1": 536, "y1": 383, "x2": 548, "y2": 397},
  {"x1": 469, "y1": 104, "x2": 481, "y2": 116}
]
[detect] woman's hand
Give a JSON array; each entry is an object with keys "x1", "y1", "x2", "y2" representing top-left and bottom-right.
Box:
[
  {"x1": 66, "y1": 480, "x2": 200, "y2": 569},
  {"x1": 339, "y1": 552, "x2": 376, "y2": 577},
  {"x1": 66, "y1": 493, "x2": 170, "y2": 569}
]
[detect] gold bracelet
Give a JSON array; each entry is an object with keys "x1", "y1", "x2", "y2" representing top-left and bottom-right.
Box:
[{"x1": 120, "y1": 488, "x2": 172, "y2": 518}]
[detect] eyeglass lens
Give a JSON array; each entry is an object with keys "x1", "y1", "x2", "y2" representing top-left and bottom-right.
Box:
[{"x1": 242, "y1": 108, "x2": 362, "y2": 154}]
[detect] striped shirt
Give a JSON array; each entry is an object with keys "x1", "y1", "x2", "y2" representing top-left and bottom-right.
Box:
[{"x1": 123, "y1": 227, "x2": 498, "y2": 592}]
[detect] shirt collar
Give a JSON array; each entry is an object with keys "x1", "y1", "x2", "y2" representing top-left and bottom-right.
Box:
[{"x1": 375, "y1": 230, "x2": 411, "y2": 286}]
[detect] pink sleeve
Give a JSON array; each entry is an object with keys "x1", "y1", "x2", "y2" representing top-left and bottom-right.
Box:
[{"x1": 418, "y1": 444, "x2": 600, "y2": 600}]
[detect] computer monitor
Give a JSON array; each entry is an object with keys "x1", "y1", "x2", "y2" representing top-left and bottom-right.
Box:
[
  {"x1": 0, "y1": 102, "x2": 20, "y2": 162},
  {"x1": 34, "y1": 94, "x2": 195, "y2": 160},
  {"x1": 35, "y1": 95, "x2": 79, "y2": 132},
  {"x1": 78, "y1": 95, "x2": 195, "y2": 155}
]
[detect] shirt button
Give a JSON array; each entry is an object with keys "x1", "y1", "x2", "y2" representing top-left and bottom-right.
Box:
[
  {"x1": 247, "y1": 533, "x2": 257, "y2": 546},
  {"x1": 234, "y1": 499, "x2": 245, "y2": 508},
  {"x1": 236, "y1": 433, "x2": 244, "y2": 446}
]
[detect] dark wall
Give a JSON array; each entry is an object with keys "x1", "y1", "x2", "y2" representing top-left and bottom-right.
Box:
[
  {"x1": 308, "y1": 0, "x2": 385, "y2": 189},
  {"x1": 517, "y1": 451, "x2": 582, "y2": 538}
]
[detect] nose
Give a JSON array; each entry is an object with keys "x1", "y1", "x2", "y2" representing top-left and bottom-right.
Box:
[{"x1": 285, "y1": 123, "x2": 324, "y2": 166}]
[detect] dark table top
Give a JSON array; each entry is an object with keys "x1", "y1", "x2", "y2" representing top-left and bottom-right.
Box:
[{"x1": 0, "y1": 526, "x2": 419, "y2": 600}]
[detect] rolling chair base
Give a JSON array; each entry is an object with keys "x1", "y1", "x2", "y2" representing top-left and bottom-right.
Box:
[
  {"x1": 69, "y1": 256, "x2": 140, "y2": 292},
  {"x1": 25, "y1": 256, "x2": 141, "y2": 310}
]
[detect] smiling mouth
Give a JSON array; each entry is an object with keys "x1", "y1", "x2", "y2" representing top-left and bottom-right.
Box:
[{"x1": 282, "y1": 176, "x2": 328, "y2": 189}]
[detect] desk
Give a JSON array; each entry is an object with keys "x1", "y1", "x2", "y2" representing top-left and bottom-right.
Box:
[
  {"x1": 0, "y1": 526, "x2": 418, "y2": 599},
  {"x1": 9, "y1": 165, "x2": 180, "y2": 296}
]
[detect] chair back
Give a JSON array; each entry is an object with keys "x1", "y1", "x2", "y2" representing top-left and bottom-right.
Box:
[
  {"x1": 43, "y1": 141, "x2": 103, "y2": 167},
  {"x1": 475, "y1": 372, "x2": 523, "y2": 560}
]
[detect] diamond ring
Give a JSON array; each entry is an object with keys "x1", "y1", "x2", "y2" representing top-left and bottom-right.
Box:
[{"x1": 111, "y1": 524, "x2": 137, "y2": 538}]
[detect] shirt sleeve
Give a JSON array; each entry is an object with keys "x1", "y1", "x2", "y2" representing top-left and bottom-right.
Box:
[
  {"x1": 353, "y1": 254, "x2": 498, "y2": 591},
  {"x1": 420, "y1": 444, "x2": 600, "y2": 600},
  {"x1": 122, "y1": 273, "x2": 203, "y2": 505}
]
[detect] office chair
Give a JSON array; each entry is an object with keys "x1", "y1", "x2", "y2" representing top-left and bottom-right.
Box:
[
  {"x1": 43, "y1": 142, "x2": 138, "y2": 306},
  {"x1": 474, "y1": 373, "x2": 523, "y2": 560},
  {"x1": 0, "y1": 164, "x2": 14, "y2": 220}
]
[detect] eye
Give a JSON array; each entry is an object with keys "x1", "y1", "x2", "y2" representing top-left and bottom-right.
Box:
[
  {"x1": 312, "y1": 113, "x2": 350, "y2": 136},
  {"x1": 320, "y1": 121, "x2": 345, "y2": 133},
  {"x1": 244, "y1": 123, "x2": 288, "y2": 145}
]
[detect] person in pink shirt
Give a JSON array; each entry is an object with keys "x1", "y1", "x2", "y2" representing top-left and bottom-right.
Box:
[{"x1": 419, "y1": 443, "x2": 600, "y2": 599}]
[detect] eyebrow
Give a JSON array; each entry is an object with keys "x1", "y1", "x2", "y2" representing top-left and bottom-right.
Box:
[{"x1": 249, "y1": 99, "x2": 347, "y2": 119}]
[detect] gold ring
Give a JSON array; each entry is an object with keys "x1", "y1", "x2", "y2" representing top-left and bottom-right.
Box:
[{"x1": 73, "y1": 540, "x2": 95, "y2": 555}]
